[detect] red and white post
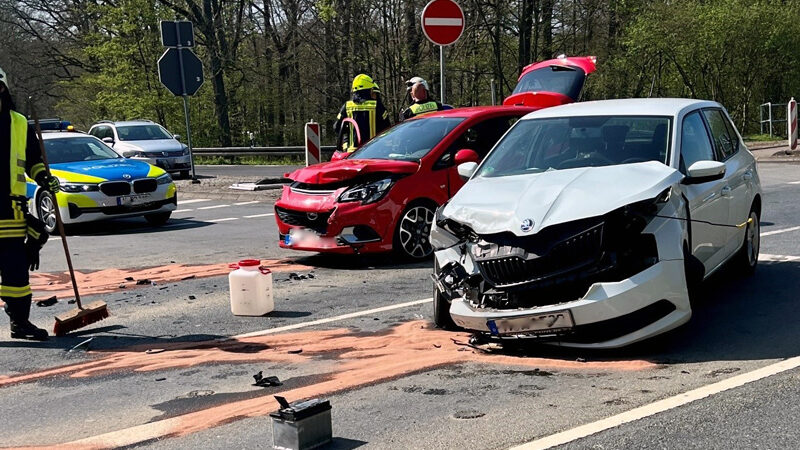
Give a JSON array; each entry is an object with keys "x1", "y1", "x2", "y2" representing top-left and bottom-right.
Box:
[
  {"x1": 305, "y1": 121, "x2": 321, "y2": 166},
  {"x1": 788, "y1": 98, "x2": 798, "y2": 152}
]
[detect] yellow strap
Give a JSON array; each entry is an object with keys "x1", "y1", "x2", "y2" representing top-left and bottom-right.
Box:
[{"x1": 0, "y1": 285, "x2": 33, "y2": 298}]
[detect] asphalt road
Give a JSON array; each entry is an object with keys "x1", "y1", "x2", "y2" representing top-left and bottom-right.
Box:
[
  {"x1": 192, "y1": 164, "x2": 303, "y2": 180},
  {"x1": 1, "y1": 162, "x2": 799, "y2": 449}
]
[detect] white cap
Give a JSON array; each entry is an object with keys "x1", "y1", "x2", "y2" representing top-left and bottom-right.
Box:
[
  {"x1": 0, "y1": 66, "x2": 7, "y2": 89},
  {"x1": 406, "y1": 76, "x2": 429, "y2": 92}
]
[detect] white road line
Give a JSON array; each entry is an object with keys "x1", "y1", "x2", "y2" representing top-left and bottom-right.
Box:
[
  {"x1": 244, "y1": 213, "x2": 275, "y2": 218},
  {"x1": 208, "y1": 217, "x2": 238, "y2": 223},
  {"x1": 235, "y1": 298, "x2": 433, "y2": 339},
  {"x1": 760, "y1": 225, "x2": 800, "y2": 237},
  {"x1": 177, "y1": 199, "x2": 211, "y2": 205},
  {"x1": 759, "y1": 253, "x2": 800, "y2": 262},
  {"x1": 197, "y1": 204, "x2": 230, "y2": 210},
  {"x1": 233, "y1": 201, "x2": 260, "y2": 206},
  {"x1": 511, "y1": 356, "x2": 800, "y2": 450},
  {"x1": 173, "y1": 209, "x2": 193, "y2": 213},
  {"x1": 788, "y1": 181, "x2": 800, "y2": 184}
]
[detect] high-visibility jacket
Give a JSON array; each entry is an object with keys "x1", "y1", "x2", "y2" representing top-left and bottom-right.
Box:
[
  {"x1": 1, "y1": 109, "x2": 45, "y2": 239},
  {"x1": 401, "y1": 100, "x2": 444, "y2": 122},
  {"x1": 334, "y1": 98, "x2": 391, "y2": 152}
]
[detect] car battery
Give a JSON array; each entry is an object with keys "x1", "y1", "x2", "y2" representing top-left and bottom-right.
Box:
[{"x1": 270, "y1": 396, "x2": 332, "y2": 450}]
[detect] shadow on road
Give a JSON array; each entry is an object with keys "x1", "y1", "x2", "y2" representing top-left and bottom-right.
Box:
[
  {"x1": 70, "y1": 217, "x2": 212, "y2": 236},
  {"x1": 295, "y1": 253, "x2": 432, "y2": 271}
]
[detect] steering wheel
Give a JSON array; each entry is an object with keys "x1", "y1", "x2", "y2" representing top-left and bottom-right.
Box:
[{"x1": 557, "y1": 153, "x2": 613, "y2": 169}]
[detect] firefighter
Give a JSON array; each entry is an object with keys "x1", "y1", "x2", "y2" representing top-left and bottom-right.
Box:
[
  {"x1": 0, "y1": 66, "x2": 58, "y2": 341},
  {"x1": 400, "y1": 81, "x2": 444, "y2": 122},
  {"x1": 334, "y1": 74, "x2": 391, "y2": 152}
]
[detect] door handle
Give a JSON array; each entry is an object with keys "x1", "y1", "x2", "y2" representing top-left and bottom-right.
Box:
[
  {"x1": 703, "y1": 192, "x2": 716, "y2": 202},
  {"x1": 743, "y1": 170, "x2": 753, "y2": 180},
  {"x1": 721, "y1": 186, "x2": 732, "y2": 196}
]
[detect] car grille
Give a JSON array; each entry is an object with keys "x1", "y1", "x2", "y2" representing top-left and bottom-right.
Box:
[
  {"x1": 133, "y1": 179, "x2": 157, "y2": 193},
  {"x1": 275, "y1": 206, "x2": 332, "y2": 234},
  {"x1": 100, "y1": 181, "x2": 131, "y2": 196},
  {"x1": 146, "y1": 150, "x2": 184, "y2": 157},
  {"x1": 477, "y1": 223, "x2": 604, "y2": 288}
]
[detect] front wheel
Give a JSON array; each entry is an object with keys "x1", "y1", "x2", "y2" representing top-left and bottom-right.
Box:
[
  {"x1": 394, "y1": 202, "x2": 436, "y2": 260},
  {"x1": 37, "y1": 191, "x2": 58, "y2": 234},
  {"x1": 144, "y1": 212, "x2": 172, "y2": 226},
  {"x1": 733, "y1": 209, "x2": 759, "y2": 275}
]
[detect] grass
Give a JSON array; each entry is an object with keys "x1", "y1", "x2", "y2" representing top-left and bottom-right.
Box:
[
  {"x1": 743, "y1": 133, "x2": 785, "y2": 142},
  {"x1": 194, "y1": 155, "x2": 304, "y2": 165}
]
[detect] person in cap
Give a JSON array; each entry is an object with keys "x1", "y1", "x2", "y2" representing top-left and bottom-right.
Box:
[
  {"x1": 400, "y1": 81, "x2": 444, "y2": 122},
  {"x1": 0, "y1": 66, "x2": 58, "y2": 340},
  {"x1": 333, "y1": 74, "x2": 391, "y2": 152}
]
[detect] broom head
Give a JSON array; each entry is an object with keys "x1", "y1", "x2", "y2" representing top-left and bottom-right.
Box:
[{"x1": 53, "y1": 301, "x2": 110, "y2": 336}]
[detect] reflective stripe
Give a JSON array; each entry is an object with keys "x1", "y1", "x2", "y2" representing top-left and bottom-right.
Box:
[
  {"x1": 29, "y1": 163, "x2": 45, "y2": 180},
  {"x1": 0, "y1": 285, "x2": 33, "y2": 298},
  {"x1": 409, "y1": 101, "x2": 440, "y2": 116},
  {"x1": 0, "y1": 218, "x2": 26, "y2": 228},
  {"x1": 9, "y1": 111, "x2": 28, "y2": 197},
  {"x1": 0, "y1": 230, "x2": 26, "y2": 239},
  {"x1": 27, "y1": 227, "x2": 41, "y2": 240}
]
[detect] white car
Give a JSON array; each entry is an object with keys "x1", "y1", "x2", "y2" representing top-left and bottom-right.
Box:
[{"x1": 430, "y1": 98, "x2": 762, "y2": 348}]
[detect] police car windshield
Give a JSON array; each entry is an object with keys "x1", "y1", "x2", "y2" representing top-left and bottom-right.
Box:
[
  {"x1": 116, "y1": 125, "x2": 173, "y2": 141},
  {"x1": 350, "y1": 117, "x2": 464, "y2": 162},
  {"x1": 44, "y1": 137, "x2": 122, "y2": 164}
]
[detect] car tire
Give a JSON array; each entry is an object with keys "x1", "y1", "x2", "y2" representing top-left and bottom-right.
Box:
[
  {"x1": 37, "y1": 191, "x2": 58, "y2": 234},
  {"x1": 432, "y1": 259, "x2": 458, "y2": 330},
  {"x1": 393, "y1": 201, "x2": 436, "y2": 260},
  {"x1": 733, "y1": 208, "x2": 760, "y2": 275},
  {"x1": 144, "y1": 212, "x2": 172, "y2": 226}
]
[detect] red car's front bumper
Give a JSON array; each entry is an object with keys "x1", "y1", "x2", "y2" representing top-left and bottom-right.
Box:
[{"x1": 274, "y1": 185, "x2": 402, "y2": 254}]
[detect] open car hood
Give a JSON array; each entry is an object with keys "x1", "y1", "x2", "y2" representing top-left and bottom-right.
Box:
[
  {"x1": 286, "y1": 159, "x2": 419, "y2": 184},
  {"x1": 442, "y1": 161, "x2": 682, "y2": 236}
]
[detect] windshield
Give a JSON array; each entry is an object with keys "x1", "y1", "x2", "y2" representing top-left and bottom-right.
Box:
[
  {"x1": 116, "y1": 124, "x2": 173, "y2": 141},
  {"x1": 350, "y1": 118, "x2": 464, "y2": 161},
  {"x1": 512, "y1": 65, "x2": 586, "y2": 100},
  {"x1": 44, "y1": 137, "x2": 122, "y2": 164},
  {"x1": 477, "y1": 115, "x2": 671, "y2": 178}
]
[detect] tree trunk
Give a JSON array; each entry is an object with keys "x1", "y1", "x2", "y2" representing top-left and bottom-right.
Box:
[
  {"x1": 541, "y1": 0, "x2": 553, "y2": 59},
  {"x1": 518, "y1": 0, "x2": 534, "y2": 74}
]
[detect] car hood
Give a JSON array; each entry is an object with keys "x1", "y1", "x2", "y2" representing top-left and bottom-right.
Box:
[
  {"x1": 115, "y1": 139, "x2": 184, "y2": 152},
  {"x1": 51, "y1": 158, "x2": 160, "y2": 182},
  {"x1": 287, "y1": 159, "x2": 420, "y2": 184},
  {"x1": 442, "y1": 161, "x2": 682, "y2": 236}
]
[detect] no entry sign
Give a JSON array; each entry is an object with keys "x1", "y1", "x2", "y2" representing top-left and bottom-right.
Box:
[{"x1": 421, "y1": 0, "x2": 465, "y2": 47}]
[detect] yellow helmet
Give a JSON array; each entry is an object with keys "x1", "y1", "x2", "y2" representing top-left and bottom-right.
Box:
[{"x1": 352, "y1": 74, "x2": 375, "y2": 92}]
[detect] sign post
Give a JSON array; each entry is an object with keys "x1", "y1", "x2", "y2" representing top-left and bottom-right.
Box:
[
  {"x1": 788, "y1": 97, "x2": 797, "y2": 153},
  {"x1": 305, "y1": 121, "x2": 321, "y2": 166},
  {"x1": 158, "y1": 20, "x2": 204, "y2": 183},
  {"x1": 421, "y1": 0, "x2": 465, "y2": 105}
]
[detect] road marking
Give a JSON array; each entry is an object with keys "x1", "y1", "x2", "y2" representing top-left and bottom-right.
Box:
[
  {"x1": 197, "y1": 204, "x2": 230, "y2": 210},
  {"x1": 759, "y1": 253, "x2": 800, "y2": 262},
  {"x1": 788, "y1": 181, "x2": 800, "y2": 184},
  {"x1": 760, "y1": 225, "x2": 800, "y2": 237},
  {"x1": 510, "y1": 355, "x2": 800, "y2": 450},
  {"x1": 208, "y1": 217, "x2": 238, "y2": 223},
  {"x1": 244, "y1": 213, "x2": 274, "y2": 218},
  {"x1": 177, "y1": 199, "x2": 211, "y2": 205},
  {"x1": 173, "y1": 209, "x2": 193, "y2": 213},
  {"x1": 233, "y1": 201, "x2": 260, "y2": 206},
  {"x1": 235, "y1": 298, "x2": 433, "y2": 339}
]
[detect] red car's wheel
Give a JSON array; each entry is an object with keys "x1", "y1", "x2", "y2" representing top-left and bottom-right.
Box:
[{"x1": 394, "y1": 202, "x2": 436, "y2": 259}]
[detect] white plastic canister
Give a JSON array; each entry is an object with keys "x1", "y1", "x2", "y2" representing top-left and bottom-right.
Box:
[{"x1": 229, "y1": 259, "x2": 274, "y2": 316}]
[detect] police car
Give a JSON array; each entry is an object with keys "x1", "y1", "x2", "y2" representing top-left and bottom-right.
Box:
[{"x1": 27, "y1": 120, "x2": 177, "y2": 232}]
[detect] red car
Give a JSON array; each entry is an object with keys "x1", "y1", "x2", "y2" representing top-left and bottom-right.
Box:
[{"x1": 275, "y1": 56, "x2": 597, "y2": 259}]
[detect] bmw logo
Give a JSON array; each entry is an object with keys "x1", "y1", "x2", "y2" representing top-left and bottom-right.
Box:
[
  {"x1": 122, "y1": 174, "x2": 131, "y2": 179},
  {"x1": 520, "y1": 218, "x2": 535, "y2": 233}
]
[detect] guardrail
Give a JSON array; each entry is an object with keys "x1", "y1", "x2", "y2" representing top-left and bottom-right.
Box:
[{"x1": 192, "y1": 146, "x2": 337, "y2": 157}]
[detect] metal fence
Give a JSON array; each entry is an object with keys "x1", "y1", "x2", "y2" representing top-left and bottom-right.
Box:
[
  {"x1": 192, "y1": 146, "x2": 337, "y2": 157},
  {"x1": 760, "y1": 102, "x2": 788, "y2": 138}
]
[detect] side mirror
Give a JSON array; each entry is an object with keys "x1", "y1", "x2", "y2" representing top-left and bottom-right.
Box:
[
  {"x1": 173, "y1": 134, "x2": 181, "y2": 141},
  {"x1": 457, "y1": 162, "x2": 478, "y2": 180},
  {"x1": 454, "y1": 149, "x2": 480, "y2": 165},
  {"x1": 102, "y1": 137, "x2": 114, "y2": 145},
  {"x1": 683, "y1": 160, "x2": 726, "y2": 185}
]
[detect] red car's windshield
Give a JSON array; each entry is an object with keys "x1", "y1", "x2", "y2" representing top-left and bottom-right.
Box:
[{"x1": 350, "y1": 117, "x2": 464, "y2": 162}]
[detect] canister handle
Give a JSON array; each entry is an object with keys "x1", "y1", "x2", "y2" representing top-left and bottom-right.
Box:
[{"x1": 259, "y1": 266, "x2": 272, "y2": 275}]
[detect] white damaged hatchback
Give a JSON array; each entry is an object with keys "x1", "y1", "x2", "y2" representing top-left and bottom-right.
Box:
[{"x1": 430, "y1": 98, "x2": 762, "y2": 348}]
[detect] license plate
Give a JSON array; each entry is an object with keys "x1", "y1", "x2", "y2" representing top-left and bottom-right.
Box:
[
  {"x1": 116, "y1": 193, "x2": 153, "y2": 206},
  {"x1": 487, "y1": 310, "x2": 574, "y2": 336}
]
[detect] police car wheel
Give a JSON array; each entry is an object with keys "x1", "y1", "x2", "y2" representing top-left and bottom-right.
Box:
[
  {"x1": 144, "y1": 212, "x2": 171, "y2": 226},
  {"x1": 37, "y1": 191, "x2": 58, "y2": 234},
  {"x1": 179, "y1": 171, "x2": 190, "y2": 179}
]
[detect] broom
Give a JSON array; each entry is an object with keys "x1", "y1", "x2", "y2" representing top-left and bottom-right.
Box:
[{"x1": 28, "y1": 104, "x2": 109, "y2": 336}]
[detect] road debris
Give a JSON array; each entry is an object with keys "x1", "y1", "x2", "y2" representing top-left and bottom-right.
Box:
[
  {"x1": 181, "y1": 275, "x2": 196, "y2": 280},
  {"x1": 271, "y1": 396, "x2": 332, "y2": 450},
  {"x1": 155, "y1": 377, "x2": 166, "y2": 381},
  {"x1": 68, "y1": 338, "x2": 93, "y2": 352},
  {"x1": 124, "y1": 277, "x2": 134, "y2": 281},
  {"x1": 453, "y1": 410, "x2": 485, "y2": 419},
  {"x1": 35, "y1": 296, "x2": 58, "y2": 307},
  {"x1": 136, "y1": 279, "x2": 152, "y2": 285},
  {"x1": 145, "y1": 349, "x2": 166, "y2": 354},
  {"x1": 188, "y1": 295, "x2": 196, "y2": 300},
  {"x1": 118, "y1": 284, "x2": 126, "y2": 289},
  {"x1": 253, "y1": 371, "x2": 283, "y2": 387},
  {"x1": 288, "y1": 349, "x2": 303, "y2": 354}
]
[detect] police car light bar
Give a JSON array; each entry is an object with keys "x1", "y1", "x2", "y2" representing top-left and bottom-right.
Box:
[{"x1": 28, "y1": 118, "x2": 73, "y2": 131}]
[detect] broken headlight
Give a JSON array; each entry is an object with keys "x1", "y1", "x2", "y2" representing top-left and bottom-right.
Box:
[{"x1": 338, "y1": 178, "x2": 394, "y2": 204}]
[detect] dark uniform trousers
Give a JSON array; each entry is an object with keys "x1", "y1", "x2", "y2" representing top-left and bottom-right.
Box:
[{"x1": 0, "y1": 237, "x2": 33, "y2": 322}]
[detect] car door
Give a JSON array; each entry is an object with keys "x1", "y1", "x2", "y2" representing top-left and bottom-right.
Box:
[
  {"x1": 701, "y1": 108, "x2": 751, "y2": 257},
  {"x1": 679, "y1": 110, "x2": 730, "y2": 274},
  {"x1": 437, "y1": 116, "x2": 519, "y2": 196}
]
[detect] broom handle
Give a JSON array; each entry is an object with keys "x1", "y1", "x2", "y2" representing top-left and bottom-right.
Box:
[{"x1": 29, "y1": 105, "x2": 83, "y2": 309}]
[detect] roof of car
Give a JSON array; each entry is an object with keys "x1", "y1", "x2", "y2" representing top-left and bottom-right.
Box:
[
  {"x1": 522, "y1": 98, "x2": 720, "y2": 120},
  {"x1": 412, "y1": 105, "x2": 537, "y2": 119},
  {"x1": 40, "y1": 132, "x2": 94, "y2": 140},
  {"x1": 106, "y1": 120, "x2": 158, "y2": 127}
]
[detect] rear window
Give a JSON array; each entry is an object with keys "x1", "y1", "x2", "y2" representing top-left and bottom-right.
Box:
[{"x1": 511, "y1": 65, "x2": 586, "y2": 101}]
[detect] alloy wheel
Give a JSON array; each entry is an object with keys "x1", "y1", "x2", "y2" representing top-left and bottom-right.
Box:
[
  {"x1": 746, "y1": 211, "x2": 760, "y2": 267},
  {"x1": 398, "y1": 205, "x2": 435, "y2": 259},
  {"x1": 38, "y1": 193, "x2": 57, "y2": 233}
]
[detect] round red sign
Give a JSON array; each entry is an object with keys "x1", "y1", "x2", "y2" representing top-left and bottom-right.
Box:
[{"x1": 421, "y1": 0, "x2": 465, "y2": 47}]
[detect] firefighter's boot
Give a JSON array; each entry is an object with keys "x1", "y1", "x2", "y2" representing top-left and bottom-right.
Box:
[{"x1": 4, "y1": 299, "x2": 48, "y2": 341}]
